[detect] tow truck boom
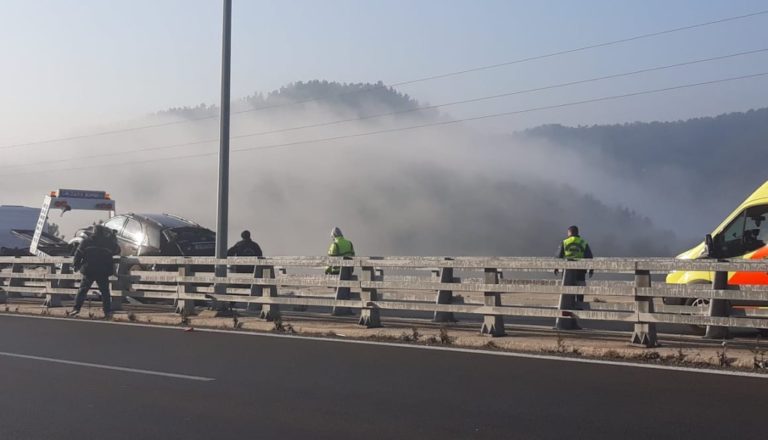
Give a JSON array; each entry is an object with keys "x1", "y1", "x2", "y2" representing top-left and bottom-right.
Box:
[{"x1": 29, "y1": 189, "x2": 115, "y2": 256}]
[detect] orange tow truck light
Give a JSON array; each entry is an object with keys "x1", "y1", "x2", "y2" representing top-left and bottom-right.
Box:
[{"x1": 49, "y1": 191, "x2": 57, "y2": 197}]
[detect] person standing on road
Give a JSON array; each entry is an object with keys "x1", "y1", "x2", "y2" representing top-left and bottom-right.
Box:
[
  {"x1": 325, "y1": 227, "x2": 355, "y2": 275},
  {"x1": 555, "y1": 225, "x2": 594, "y2": 302},
  {"x1": 227, "y1": 230, "x2": 263, "y2": 273},
  {"x1": 69, "y1": 225, "x2": 120, "y2": 318}
]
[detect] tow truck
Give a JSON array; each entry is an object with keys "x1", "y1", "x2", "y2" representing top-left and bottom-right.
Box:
[{"x1": 11, "y1": 189, "x2": 115, "y2": 257}]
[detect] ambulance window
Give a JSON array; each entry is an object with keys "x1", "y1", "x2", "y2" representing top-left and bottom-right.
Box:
[
  {"x1": 721, "y1": 211, "x2": 746, "y2": 244},
  {"x1": 744, "y1": 205, "x2": 768, "y2": 246}
]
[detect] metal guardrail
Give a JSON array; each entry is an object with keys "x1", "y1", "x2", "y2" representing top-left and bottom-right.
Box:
[{"x1": 1, "y1": 256, "x2": 767, "y2": 346}]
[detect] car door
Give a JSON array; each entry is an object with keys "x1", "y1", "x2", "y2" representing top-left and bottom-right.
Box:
[{"x1": 118, "y1": 218, "x2": 145, "y2": 256}]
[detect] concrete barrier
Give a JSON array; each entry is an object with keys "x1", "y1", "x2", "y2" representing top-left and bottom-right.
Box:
[{"x1": 1, "y1": 255, "x2": 767, "y2": 346}]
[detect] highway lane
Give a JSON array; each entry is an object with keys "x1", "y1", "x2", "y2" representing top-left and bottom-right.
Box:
[{"x1": 0, "y1": 315, "x2": 765, "y2": 440}]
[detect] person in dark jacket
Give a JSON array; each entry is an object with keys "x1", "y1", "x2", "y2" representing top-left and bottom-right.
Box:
[
  {"x1": 227, "y1": 230, "x2": 263, "y2": 273},
  {"x1": 69, "y1": 225, "x2": 120, "y2": 318}
]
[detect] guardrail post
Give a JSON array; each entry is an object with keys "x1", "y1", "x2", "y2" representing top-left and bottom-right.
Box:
[
  {"x1": 175, "y1": 266, "x2": 196, "y2": 316},
  {"x1": 246, "y1": 261, "x2": 264, "y2": 313},
  {"x1": 108, "y1": 261, "x2": 127, "y2": 312},
  {"x1": 631, "y1": 269, "x2": 658, "y2": 347},
  {"x1": 0, "y1": 268, "x2": 6, "y2": 304},
  {"x1": 480, "y1": 268, "x2": 505, "y2": 337},
  {"x1": 7, "y1": 262, "x2": 24, "y2": 298},
  {"x1": 433, "y1": 259, "x2": 457, "y2": 323},
  {"x1": 43, "y1": 264, "x2": 61, "y2": 307},
  {"x1": 359, "y1": 266, "x2": 381, "y2": 328},
  {"x1": 256, "y1": 265, "x2": 280, "y2": 321},
  {"x1": 555, "y1": 270, "x2": 581, "y2": 330},
  {"x1": 704, "y1": 269, "x2": 731, "y2": 339},
  {"x1": 50, "y1": 262, "x2": 76, "y2": 306},
  {"x1": 332, "y1": 257, "x2": 354, "y2": 316}
]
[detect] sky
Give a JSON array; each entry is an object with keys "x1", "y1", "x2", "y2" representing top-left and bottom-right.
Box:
[{"x1": 1, "y1": 0, "x2": 767, "y2": 141}]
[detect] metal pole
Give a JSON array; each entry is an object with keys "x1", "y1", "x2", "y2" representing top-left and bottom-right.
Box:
[{"x1": 215, "y1": 0, "x2": 232, "y2": 277}]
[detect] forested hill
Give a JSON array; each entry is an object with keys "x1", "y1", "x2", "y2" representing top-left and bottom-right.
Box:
[
  {"x1": 518, "y1": 107, "x2": 768, "y2": 239},
  {"x1": 159, "y1": 80, "x2": 434, "y2": 120},
  {"x1": 521, "y1": 108, "x2": 768, "y2": 197}
]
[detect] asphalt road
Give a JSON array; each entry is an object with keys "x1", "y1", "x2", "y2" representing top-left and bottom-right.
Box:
[{"x1": 0, "y1": 315, "x2": 765, "y2": 440}]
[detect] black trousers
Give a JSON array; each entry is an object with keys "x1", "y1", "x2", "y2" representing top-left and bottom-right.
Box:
[
  {"x1": 74, "y1": 275, "x2": 112, "y2": 313},
  {"x1": 563, "y1": 270, "x2": 587, "y2": 302}
]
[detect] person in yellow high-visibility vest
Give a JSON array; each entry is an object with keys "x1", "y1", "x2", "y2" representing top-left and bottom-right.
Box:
[
  {"x1": 326, "y1": 227, "x2": 355, "y2": 275},
  {"x1": 555, "y1": 225, "x2": 594, "y2": 301}
]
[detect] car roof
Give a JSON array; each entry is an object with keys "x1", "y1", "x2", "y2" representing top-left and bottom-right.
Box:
[{"x1": 129, "y1": 213, "x2": 201, "y2": 229}]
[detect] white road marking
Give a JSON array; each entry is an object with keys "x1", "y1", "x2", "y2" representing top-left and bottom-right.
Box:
[
  {"x1": 0, "y1": 350, "x2": 215, "y2": 382},
  {"x1": 2, "y1": 313, "x2": 767, "y2": 380}
]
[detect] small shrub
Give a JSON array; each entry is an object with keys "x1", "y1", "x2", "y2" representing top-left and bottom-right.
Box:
[
  {"x1": 603, "y1": 349, "x2": 621, "y2": 359},
  {"x1": 273, "y1": 318, "x2": 293, "y2": 333},
  {"x1": 751, "y1": 335, "x2": 767, "y2": 370},
  {"x1": 556, "y1": 331, "x2": 567, "y2": 353},
  {"x1": 637, "y1": 351, "x2": 661, "y2": 361},
  {"x1": 439, "y1": 327, "x2": 454, "y2": 345},
  {"x1": 718, "y1": 341, "x2": 734, "y2": 367},
  {"x1": 399, "y1": 327, "x2": 422, "y2": 343},
  {"x1": 675, "y1": 345, "x2": 687, "y2": 364}
]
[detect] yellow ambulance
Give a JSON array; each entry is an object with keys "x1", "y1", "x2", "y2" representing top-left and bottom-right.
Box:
[{"x1": 666, "y1": 181, "x2": 768, "y2": 300}]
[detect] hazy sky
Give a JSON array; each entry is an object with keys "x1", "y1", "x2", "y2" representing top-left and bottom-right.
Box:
[{"x1": 1, "y1": 0, "x2": 767, "y2": 141}]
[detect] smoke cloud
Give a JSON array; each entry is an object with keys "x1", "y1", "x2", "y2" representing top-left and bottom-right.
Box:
[{"x1": 0, "y1": 81, "x2": 685, "y2": 257}]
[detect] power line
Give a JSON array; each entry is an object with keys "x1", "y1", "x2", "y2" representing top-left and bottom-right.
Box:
[
  {"x1": 389, "y1": 10, "x2": 768, "y2": 87},
  {"x1": 1, "y1": 8, "x2": 766, "y2": 151},
  {"x1": 4, "y1": 47, "x2": 766, "y2": 171},
  {"x1": 1, "y1": 71, "x2": 765, "y2": 178}
]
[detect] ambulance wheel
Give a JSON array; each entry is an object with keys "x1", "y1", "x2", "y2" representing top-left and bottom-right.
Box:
[{"x1": 685, "y1": 297, "x2": 709, "y2": 335}]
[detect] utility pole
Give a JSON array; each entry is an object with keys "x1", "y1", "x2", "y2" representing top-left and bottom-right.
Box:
[{"x1": 215, "y1": 0, "x2": 232, "y2": 277}]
